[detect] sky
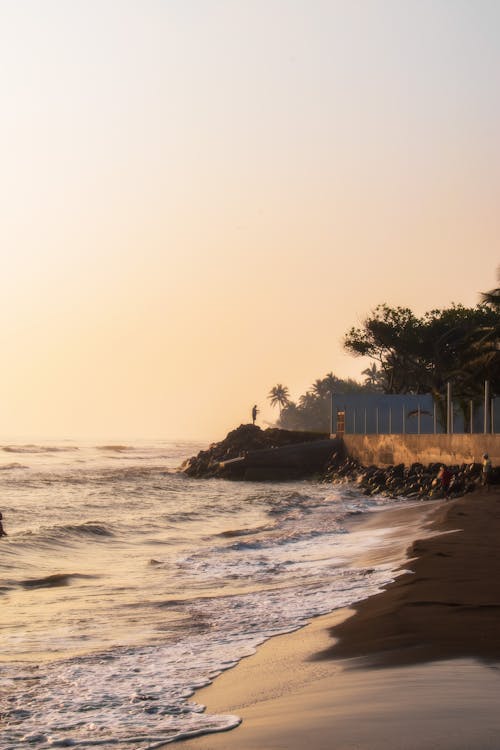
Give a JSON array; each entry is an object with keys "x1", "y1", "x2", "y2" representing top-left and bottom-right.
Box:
[{"x1": 0, "y1": 0, "x2": 499, "y2": 442}]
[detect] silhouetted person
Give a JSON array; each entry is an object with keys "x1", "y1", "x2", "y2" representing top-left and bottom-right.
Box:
[
  {"x1": 252, "y1": 404, "x2": 258, "y2": 425},
  {"x1": 482, "y1": 453, "x2": 492, "y2": 491},
  {"x1": 0, "y1": 512, "x2": 7, "y2": 538},
  {"x1": 437, "y1": 465, "x2": 452, "y2": 499}
]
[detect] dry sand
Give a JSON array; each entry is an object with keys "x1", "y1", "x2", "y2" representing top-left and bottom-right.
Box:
[{"x1": 174, "y1": 486, "x2": 500, "y2": 750}]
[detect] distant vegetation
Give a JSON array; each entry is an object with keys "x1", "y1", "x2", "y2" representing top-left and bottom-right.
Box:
[
  {"x1": 268, "y1": 271, "x2": 500, "y2": 431},
  {"x1": 268, "y1": 372, "x2": 380, "y2": 432}
]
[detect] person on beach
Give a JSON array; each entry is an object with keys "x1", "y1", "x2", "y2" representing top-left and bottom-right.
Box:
[
  {"x1": 482, "y1": 453, "x2": 492, "y2": 491},
  {"x1": 252, "y1": 404, "x2": 259, "y2": 425},
  {"x1": 437, "y1": 465, "x2": 452, "y2": 499},
  {"x1": 0, "y1": 512, "x2": 7, "y2": 538}
]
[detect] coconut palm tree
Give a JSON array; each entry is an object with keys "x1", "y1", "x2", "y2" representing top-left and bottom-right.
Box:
[
  {"x1": 361, "y1": 363, "x2": 384, "y2": 389},
  {"x1": 268, "y1": 384, "x2": 290, "y2": 414},
  {"x1": 481, "y1": 267, "x2": 500, "y2": 310},
  {"x1": 311, "y1": 372, "x2": 344, "y2": 399}
]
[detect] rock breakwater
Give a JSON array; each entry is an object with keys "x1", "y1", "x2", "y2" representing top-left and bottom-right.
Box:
[
  {"x1": 181, "y1": 424, "x2": 330, "y2": 479},
  {"x1": 321, "y1": 455, "x2": 497, "y2": 499}
]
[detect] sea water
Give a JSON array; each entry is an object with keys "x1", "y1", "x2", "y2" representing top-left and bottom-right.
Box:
[{"x1": 0, "y1": 440, "x2": 415, "y2": 749}]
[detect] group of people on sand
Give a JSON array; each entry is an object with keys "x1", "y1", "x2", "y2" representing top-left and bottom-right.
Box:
[{"x1": 437, "y1": 453, "x2": 493, "y2": 499}]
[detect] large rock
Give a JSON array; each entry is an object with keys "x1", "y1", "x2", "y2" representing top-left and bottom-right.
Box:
[{"x1": 181, "y1": 424, "x2": 331, "y2": 479}]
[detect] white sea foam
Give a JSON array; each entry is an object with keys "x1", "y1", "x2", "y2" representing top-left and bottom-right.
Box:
[{"x1": 0, "y1": 441, "x2": 416, "y2": 749}]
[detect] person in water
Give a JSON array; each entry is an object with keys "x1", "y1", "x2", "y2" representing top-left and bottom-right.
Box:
[{"x1": 0, "y1": 512, "x2": 7, "y2": 538}]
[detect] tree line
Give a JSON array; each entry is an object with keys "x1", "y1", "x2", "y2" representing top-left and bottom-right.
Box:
[{"x1": 268, "y1": 271, "x2": 500, "y2": 432}]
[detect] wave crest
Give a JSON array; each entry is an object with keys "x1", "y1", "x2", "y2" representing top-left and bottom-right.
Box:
[
  {"x1": 57, "y1": 522, "x2": 115, "y2": 538},
  {"x1": 96, "y1": 445, "x2": 133, "y2": 452},
  {"x1": 19, "y1": 572, "x2": 97, "y2": 589},
  {"x1": 2, "y1": 445, "x2": 78, "y2": 454}
]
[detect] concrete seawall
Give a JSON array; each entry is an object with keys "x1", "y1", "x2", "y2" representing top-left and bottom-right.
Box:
[{"x1": 340, "y1": 434, "x2": 500, "y2": 467}]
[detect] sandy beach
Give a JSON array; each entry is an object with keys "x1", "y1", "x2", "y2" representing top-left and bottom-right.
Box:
[{"x1": 175, "y1": 486, "x2": 500, "y2": 750}]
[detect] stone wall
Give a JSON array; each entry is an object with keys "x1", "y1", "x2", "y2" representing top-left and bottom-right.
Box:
[{"x1": 339, "y1": 434, "x2": 500, "y2": 467}]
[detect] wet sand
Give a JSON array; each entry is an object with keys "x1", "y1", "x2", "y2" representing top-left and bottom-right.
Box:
[{"x1": 174, "y1": 486, "x2": 500, "y2": 750}]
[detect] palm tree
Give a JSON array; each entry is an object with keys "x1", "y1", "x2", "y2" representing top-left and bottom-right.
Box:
[
  {"x1": 362, "y1": 363, "x2": 383, "y2": 388},
  {"x1": 481, "y1": 267, "x2": 500, "y2": 310},
  {"x1": 311, "y1": 379, "x2": 329, "y2": 399},
  {"x1": 311, "y1": 372, "x2": 341, "y2": 398},
  {"x1": 268, "y1": 384, "x2": 290, "y2": 414},
  {"x1": 462, "y1": 274, "x2": 500, "y2": 390}
]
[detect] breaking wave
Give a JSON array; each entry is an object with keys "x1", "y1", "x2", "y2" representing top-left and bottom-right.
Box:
[
  {"x1": 18, "y1": 572, "x2": 98, "y2": 589},
  {"x1": 2, "y1": 444, "x2": 78, "y2": 454},
  {"x1": 97, "y1": 445, "x2": 134, "y2": 452}
]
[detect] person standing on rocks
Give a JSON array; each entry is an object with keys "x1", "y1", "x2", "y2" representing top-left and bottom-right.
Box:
[{"x1": 252, "y1": 404, "x2": 259, "y2": 425}]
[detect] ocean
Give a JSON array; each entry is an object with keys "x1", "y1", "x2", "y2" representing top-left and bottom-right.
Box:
[{"x1": 1, "y1": 439, "x2": 417, "y2": 749}]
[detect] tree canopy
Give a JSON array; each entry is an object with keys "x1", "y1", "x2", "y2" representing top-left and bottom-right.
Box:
[
  {"x1": 267, "y1": 384, "x2": 290, "y2": 414},
  {"x1": 343, "y1": 292, "x2": 499, "y2": 411},
  {"x1": 266, "y1": 273, "x2": 499, "y2": 432}
]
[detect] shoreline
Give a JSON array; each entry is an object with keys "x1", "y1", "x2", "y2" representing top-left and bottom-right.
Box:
[
  {"x1": 173, "y1": 486, "x2": 500, "y2": 749},
  {"x1": 319, "y1": 485, "x2": 500, "y2": 668}
]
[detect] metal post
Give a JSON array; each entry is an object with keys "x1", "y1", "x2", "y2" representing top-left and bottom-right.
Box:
[
  {"x1": 484, "y1": 380, "x2": 491, "y2": 434},
  {"x1": 417, "y1": 404, "x2": 421, "y2": 434},
  {"x1": 402, "y1": 405, "x2": 406, "y2": 434},
  {"x1": 447, "y1": 382, "x2": 452, "y2": 434},
  {"x1": 330, "y1": 393, "x2": 335, "y2": 435},
  {"x1": 389, "y1": 407, "x2": 392, "y2": 435}
]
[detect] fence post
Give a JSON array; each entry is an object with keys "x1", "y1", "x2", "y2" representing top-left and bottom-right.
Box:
[
  {"x1": 446, "y1": 382, "x2": 452, "y2": 434},
  {"x1": 484, "y1": 380, "x2": 491, "y2": 434}
]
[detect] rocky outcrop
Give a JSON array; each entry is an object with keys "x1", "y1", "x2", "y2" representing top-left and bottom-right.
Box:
[
  {"x1": 181, "y1": 424, "x2": 498, "y2": 493},
  {"x1": 321, "y1": 456, "x2": 497, "y2": 498},
  {"x1": 181, "y1": 424, "x2": 330, "y2": 479}
]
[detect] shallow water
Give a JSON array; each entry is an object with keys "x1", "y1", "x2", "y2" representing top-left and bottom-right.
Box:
[{"x1": 0, "y1": 440, "x2": 414, "y2": 748}]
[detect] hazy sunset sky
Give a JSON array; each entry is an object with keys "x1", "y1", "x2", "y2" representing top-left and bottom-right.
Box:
[{"x1": 1, "y1": 0, "x2": 499, "y2": 441}]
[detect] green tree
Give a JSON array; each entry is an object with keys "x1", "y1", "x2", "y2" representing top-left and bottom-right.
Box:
[
  {"x1": 481, "y1": 267, "x2": 500, "y2": 310},
  {"x1": 344, "y1": 305, "x2": 424, "y2": 393},
  {"x1": 343, "y1": 299, "x2": 500, "y2": 418},
  {"x1": 267, "y1": 384, "x2": 290, "y2": 414},
  {"x1": 361, "y1": 363, "x2": 385, "y2": 389},
  {"x1": 311, "y1": 372, "x2": 341, "y2": 398}
]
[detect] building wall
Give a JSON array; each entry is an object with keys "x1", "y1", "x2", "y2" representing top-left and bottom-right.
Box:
[{"x1": 340, "y1": 434, "x2": 500, "y2": 467}]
